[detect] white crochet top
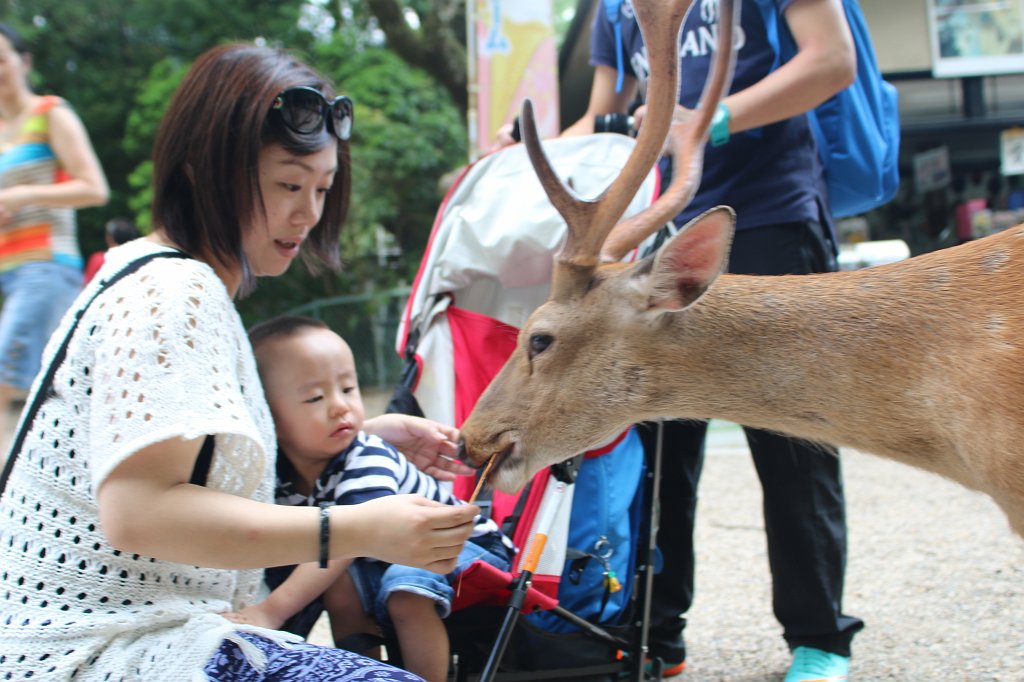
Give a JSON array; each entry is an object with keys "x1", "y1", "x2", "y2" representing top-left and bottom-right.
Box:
[{"x1": 0, "y1": 239, "x2": 283, "y2": 680}]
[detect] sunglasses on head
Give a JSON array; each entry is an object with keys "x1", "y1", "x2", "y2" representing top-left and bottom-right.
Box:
[{"x1": 271, "y1": 86, "x2": 354, "y2": 141}]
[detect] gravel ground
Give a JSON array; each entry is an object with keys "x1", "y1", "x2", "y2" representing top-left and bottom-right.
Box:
[{"x1": 677, "y1": 423, "x2": 1023, "y2": 681}]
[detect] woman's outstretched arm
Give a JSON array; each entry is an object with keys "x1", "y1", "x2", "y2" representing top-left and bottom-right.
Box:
[{"x1": 96, "y1": 435, "x2": 478, "y2": 573}]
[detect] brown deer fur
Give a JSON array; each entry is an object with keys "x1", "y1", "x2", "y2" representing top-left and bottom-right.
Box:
[
  {"x1": 458, "y1": 207, "x2": 1024, "y2": 538},
  {"x1": 456, "y1": 0, "x2": 1024, "y2": 539}
]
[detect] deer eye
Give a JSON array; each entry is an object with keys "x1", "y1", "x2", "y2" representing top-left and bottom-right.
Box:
[{"x1": 528, "y1": 333, "x2": 553, "y2": 358}]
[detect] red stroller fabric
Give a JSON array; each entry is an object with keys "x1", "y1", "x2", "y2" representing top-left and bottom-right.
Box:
[
  {"x1": 395, "y1": 136, "x2": 663, "y2": 622},
  {"x1": 450, "y1": 559, "x2": 559, "y2": 613},
  {"x1": 449, "y1": 305, "x2": 518, "y2": 429},
  {"x1": 446, "y1": 305, "x2": 531, "y2": 529}
]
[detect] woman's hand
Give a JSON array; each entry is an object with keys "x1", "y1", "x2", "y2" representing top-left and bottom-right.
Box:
[
  {"x1": 364, "y1": 413, "x2": 473, "y2": 480},
  {"x1": 338, "y1": 495, "x2": 479, "y2": 573},
  {"x1": 98, "y1": 436, "x2": 478, "y2": 571}
]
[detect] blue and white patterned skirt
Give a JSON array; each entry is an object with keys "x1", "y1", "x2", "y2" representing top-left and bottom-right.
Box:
[{"x1": 204, "y1": 632, "x2": 423, "y2": 681}]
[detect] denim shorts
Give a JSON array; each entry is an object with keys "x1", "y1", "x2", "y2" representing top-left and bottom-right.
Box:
[
  {"x1": 350, "y1": 541, "x2": 511, "y2": 626},
  {"x1": 0, "y1": 261, "x2": 81, "y2": 389}
]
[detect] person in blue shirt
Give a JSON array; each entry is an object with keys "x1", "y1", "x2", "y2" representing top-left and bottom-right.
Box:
[{"x1": 560, "y1": 1, "x2": 865, "y2": 680}]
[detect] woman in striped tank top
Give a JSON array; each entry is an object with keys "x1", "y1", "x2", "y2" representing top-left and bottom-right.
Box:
[{"x1": 0, "y1": 23, "x2": 108, "y2": 436}]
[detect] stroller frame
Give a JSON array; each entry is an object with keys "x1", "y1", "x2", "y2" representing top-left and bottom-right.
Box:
[
  {"x1": 379, "y1": 428, "x2": 667, "y2": 682},
  {"x1": 391, "y1": 135, "x2": 671, "y2": 682},
  {"x1": 460, "y1": 424, "x2": 667, "y2": 682}
]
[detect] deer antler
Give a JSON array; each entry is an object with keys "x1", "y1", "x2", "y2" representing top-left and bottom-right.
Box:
[
  {"x1": 602, "y1": 0, "x2": 738, "y2": 261},
  {"x1": 519, "y1": 0, "x2": 738, "y2": 297}
]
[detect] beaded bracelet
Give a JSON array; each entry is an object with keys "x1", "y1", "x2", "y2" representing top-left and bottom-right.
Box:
[{"x1": 319, "y1": 505, "x2": 330, "y2": 569}]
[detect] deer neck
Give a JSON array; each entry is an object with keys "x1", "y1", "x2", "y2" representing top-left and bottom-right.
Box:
[{"x1": 645, "y1": 268, "x2": 956, "y2": 468}]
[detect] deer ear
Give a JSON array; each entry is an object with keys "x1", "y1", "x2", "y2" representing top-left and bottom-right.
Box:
[{"x1": 644, "y1": 206, "x2": 735, "y2": 312}]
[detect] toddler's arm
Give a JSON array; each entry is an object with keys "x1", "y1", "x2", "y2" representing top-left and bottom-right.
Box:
[{"x1": 223, "y1": 558, "x2": 352, "y2": 630}]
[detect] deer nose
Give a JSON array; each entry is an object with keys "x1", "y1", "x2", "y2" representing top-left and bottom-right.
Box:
[{"x1": 456, "y1": 438, "x2": 472, "y2": 465}]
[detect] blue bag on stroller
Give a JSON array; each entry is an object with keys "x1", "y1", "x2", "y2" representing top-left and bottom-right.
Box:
[{"x1": 526, "y1": 428, "x2": 646, "y2": 634}]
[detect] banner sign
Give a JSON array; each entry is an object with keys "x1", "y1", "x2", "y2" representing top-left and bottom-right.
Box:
[{"x1": 472, "y1": 0, "x2": 559, "y2": 157}]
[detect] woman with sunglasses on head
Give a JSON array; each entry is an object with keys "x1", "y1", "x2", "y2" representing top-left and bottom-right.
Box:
[
  {"x1": 0, "y1": 43, "x2": 477, "y2": 681},
  {"x1": 0, "y1": 23, "x2": 108, "y2": 444}
]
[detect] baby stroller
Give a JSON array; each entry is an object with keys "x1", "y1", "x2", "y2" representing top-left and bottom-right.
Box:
[{"x1": 389, "y1": 134, "x2": 673, "y2": 682}]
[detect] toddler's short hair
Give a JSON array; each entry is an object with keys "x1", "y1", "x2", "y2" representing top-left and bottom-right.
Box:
[{"x1": 248, "y1": 315, "x2": 330, "y2": 357}]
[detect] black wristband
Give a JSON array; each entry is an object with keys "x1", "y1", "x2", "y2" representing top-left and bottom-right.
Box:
[{"x1": 319, "y1": 505, "x2": 330, "y2": 569}]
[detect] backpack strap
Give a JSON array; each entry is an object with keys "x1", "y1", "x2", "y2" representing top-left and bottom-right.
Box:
[
  {"x1": 753, "y1": 0, "x2": 789, "y2": 66},
  {"x1": 602, "y1": 0, "x2": 627, "y2": 93},
  {"x1": 0, "y1": 250, "x2": 192, "y2": 497},
  {"x1": 189, "y1": 435, "x2": 216, "y2": 487}
]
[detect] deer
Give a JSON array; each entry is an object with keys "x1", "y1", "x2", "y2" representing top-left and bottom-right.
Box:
[{"x1": 457, "y1": 0, "x2": 1024, "y2": 540}]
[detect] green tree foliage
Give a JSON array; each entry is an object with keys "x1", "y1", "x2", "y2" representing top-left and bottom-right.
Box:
[
  {"x1": 359, "y1": 0, "x2": 467, "y2": 112},
  {"x1": 317, "y1": 39, "x2": 466, "y2": 259},
  {"x1": 6, "y1": 1, "x2": 526, "y2": 350},
  {"x1": 1, "y1": 0, "x2": 584, "y2": 383},
  {"x1": 2, "y1": 0, "x2": 312, "y2": 254},
  {"x1": 119, "y1": 34, "x2": 466, "y2": 325},
  {"x1": 122, "y1": 57, "x2": 191, "y2": 231}
]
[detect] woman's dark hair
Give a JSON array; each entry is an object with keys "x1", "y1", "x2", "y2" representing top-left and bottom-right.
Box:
[
  {"x1": 0, "y1": 24, "x2": 29, "y2": 56},
  {"x1": 151, "y1": 44, "x2": 350, "y2": 296}
]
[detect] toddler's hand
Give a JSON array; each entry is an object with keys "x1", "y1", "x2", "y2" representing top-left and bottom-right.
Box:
[{"x1": 222, "y1": 604, "x2": 284, "y2": 630}]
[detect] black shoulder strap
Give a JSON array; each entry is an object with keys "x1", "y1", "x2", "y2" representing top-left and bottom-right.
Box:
[
  {"x1": 189, "y1": 435, "x2": 215, "y2": 487},
  {"x1": 0, "y1": 250, "x2": 192, "y2": 497}
]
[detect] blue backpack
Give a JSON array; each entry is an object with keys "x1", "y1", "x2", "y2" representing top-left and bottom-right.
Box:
[
  {"x1": 525, "y1": 427, "x2": 646, "y2": 632},
  {"x1": 756, "y1": 0, "x2": 900, "y2": 218}
]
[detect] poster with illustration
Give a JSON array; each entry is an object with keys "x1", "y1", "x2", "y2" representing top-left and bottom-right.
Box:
[
  {"x1": 472, "y1": 0, "x2": 559, "y2": 157},
  {"x1": 928, "y1": 0, "x2": 1024, "y2": 77}
]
